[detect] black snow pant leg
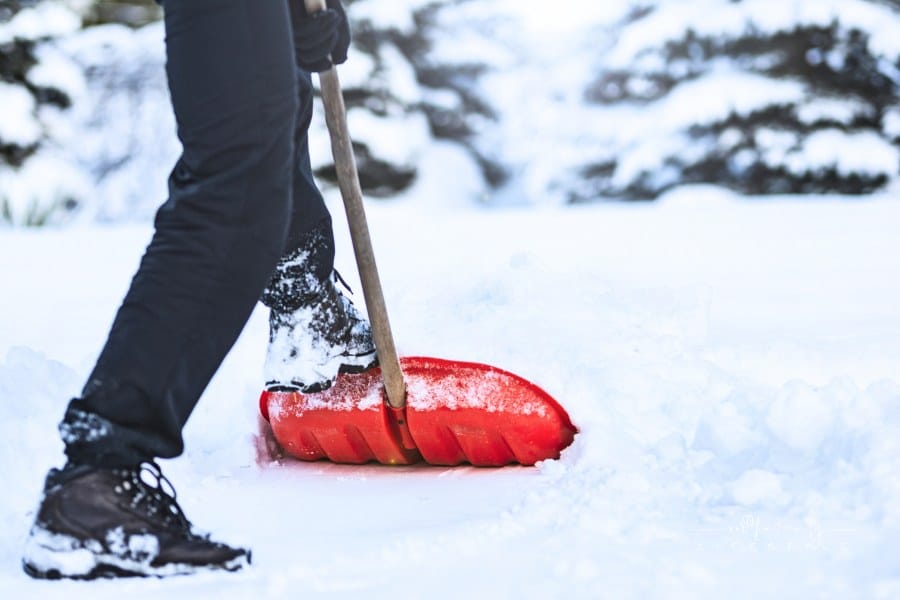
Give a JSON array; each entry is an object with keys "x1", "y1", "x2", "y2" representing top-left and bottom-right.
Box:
[
  {"x1": 61, "y1": 0, "x2": 300, "y2": 467},
  {"x1": 260, "y1": 68, "x2": 338, "y2": 314},
  {"x1": 283, "y1": 68, "x2": 334, "y2": 273}
]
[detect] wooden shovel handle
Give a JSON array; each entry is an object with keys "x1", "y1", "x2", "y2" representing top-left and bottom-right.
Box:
[{"x1": 304, "y1": 0, "x2": 407, "y2": 409}]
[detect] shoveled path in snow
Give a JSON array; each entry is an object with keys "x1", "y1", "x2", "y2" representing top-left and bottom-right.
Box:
[{"x1": 1, "y1": 190, "x2": 899, "y2": 598}]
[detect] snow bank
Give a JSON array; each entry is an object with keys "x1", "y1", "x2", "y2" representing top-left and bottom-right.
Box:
[{"x1": 1, "y1": 193, "x2": 899, "y2": 596}]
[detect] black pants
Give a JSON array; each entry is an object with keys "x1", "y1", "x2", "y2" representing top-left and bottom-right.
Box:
[{"x1": 61, "y1": 0, "x2": 334, "y2": 467}]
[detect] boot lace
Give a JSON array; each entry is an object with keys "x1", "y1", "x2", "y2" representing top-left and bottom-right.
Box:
[
  {"x1": 114, "y1": 462, "x2": 192, "y2": 533},
  {"x1": 332, "y1": 269, "x2": 354, "y2": 296}
]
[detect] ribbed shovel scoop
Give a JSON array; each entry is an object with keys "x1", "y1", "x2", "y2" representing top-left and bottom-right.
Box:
[{"x1": 260, "y1": 356, "x2": 576, "y2": 467}]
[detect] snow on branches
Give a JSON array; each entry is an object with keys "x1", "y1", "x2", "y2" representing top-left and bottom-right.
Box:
[
  {"x1": 4, "y1": 0, "x2": 900, "y2": 225},
  {"x1": 0, "y1": 0, "x2": 87, "y2": 226},
  {"x1": 572, "y1": 0, "x2": 900, "y2": 200}
]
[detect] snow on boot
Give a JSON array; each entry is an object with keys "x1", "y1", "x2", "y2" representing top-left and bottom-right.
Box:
[
  {"x1": 22, "y1": 463, "x2": 250, "y2": 579},
  {"x1": 262, "y1": 222, "x2": 377, "y2": 393},
  {"x1": 264, "y1": 270, "x2": 377, "y2": 393}
]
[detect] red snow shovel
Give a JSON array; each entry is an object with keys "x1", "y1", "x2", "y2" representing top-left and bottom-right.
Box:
[{"x1": 258, "y1": 0, "x2": 576, "y2": 467}]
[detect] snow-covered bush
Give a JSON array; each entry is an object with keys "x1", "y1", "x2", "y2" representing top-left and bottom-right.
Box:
[
  {"x1": 399, "y1": 0, "x2": 900, "y2": 203},
  {"x1": 0, "y1": 0, "x2": 89, "y2": 225},
  {"x1": 310, "y1": 0, "x2": 441, "y2": 197},
  {"x1": 571, "y1": 0, "x2": 900, "y2": 200},
  {"x1": 349, "y1": 0, "x2": 508, "y2": 189},
  {"x1": 53, "y1": 20, "x2": 177, "y2": 221}
]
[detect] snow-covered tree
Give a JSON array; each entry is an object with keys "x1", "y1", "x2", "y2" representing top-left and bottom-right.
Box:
[
  {"x1": 8, "y1": 0, "x2": 898, "y2": 224},
  {"x1": 309, "y1": 0, "x2": 441, "y2": 197},
  {"x1": 570, "y1": 0, "x2": 900, "y2": 200},
  {"x1": 349, "y1": 0, "x2": 507, "y2": 189},
  {"x1": 0, "y1": 0, "x2": 88, "y2": 225}
]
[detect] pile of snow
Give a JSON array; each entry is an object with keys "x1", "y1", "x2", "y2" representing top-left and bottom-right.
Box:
[{"x1": 1, "y1": 187, "x2": 899, "y2": 596}]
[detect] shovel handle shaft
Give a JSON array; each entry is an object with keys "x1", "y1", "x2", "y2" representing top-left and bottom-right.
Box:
[{"x1": 306, "y1": 0, "x2": 407, "y2": 410}]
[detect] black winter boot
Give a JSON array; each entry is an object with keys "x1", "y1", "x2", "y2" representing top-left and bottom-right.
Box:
[
  {"x1": 262, "y1": 222, "x2": 377, "y2": 393},
  {"x1": 264, "y1": 270, "x2": 378, "y2": 393},
  {"x1": 22, "y1": 463, "x2": 250, "y2": 579}
]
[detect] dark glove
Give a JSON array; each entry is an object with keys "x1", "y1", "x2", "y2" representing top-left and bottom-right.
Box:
[{"x1": 290, "y1": 0, "x2": 351, "y2": 73}]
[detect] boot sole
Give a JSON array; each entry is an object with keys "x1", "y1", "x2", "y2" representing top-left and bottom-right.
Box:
[
  {"x1": 267, "y1": 352, "x2": 378, "y2": 394},
  {"x1": 22, "y1": 527, "x2": 250, "y2": 579},
  {"x1": 22, "y1": 551, "x2": 249, "y2": 580}
]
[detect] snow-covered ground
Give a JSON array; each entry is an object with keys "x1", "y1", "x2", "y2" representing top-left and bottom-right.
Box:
[{"x1": 1, "y1": 177, "x2": 899, "y2": 597}]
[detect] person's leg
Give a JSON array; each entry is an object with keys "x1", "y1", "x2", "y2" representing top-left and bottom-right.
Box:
[
  {"x1": 23, "y1": 0, "x2": 300, "y2": 579},
  {"x1": 63, "y1": 0, "x2": 298, "y2": 467},
  {"x1": 282, "y1": 68, "x2": 335, "y2": 276},
  {"x1": 259, "y1": 68, "x2": 337, "y2": 308}
]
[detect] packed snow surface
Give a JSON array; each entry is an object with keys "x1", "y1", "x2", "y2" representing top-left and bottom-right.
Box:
[{"x1": 1, "y1": 186, "x2": 899, "y2": 597}]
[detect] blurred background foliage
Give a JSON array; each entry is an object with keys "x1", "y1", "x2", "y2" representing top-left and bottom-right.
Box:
[{"x1": 1, "y1": 0, "x2": 899, "y2": 226}]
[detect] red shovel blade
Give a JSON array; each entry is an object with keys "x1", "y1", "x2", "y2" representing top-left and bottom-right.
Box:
[{"x1": 260, "y1": 356, "x2": 576, "y2": 467}]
